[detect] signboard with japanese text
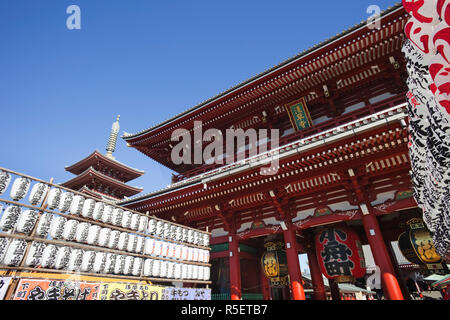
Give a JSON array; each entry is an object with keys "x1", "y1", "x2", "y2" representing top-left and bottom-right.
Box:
[
  {"x1": 162, "y1": 287, "x2": 211, "y2": 300},
  {"x1": 98, "y1": 282, "x2": 164, "y2": 300},
  {"x1": 13, "y1": 279, "x2": 101, "y2": 300},
  {"x1": 285, "y1": 97, "x2": 313, "y2": 132},
  {"x1": 0, "y1": 277, "x2": 12, "y2": 300}
]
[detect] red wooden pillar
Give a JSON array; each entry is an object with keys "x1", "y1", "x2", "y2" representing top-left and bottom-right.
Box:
[
  {"x1": 283, "y1": 225, "x2": 306, "y2": 300},
  {"x1": 259, "y1": 259, "x2": 271, "y2": 300},
  {"x1": 361, "y1": 209, "x2": 404, "y2": 300},
  {"x1": 229, "y1": 234, "x2": 242, "y2": 300},
  {"x1": 306, "y1": 247, "x2": 327, "y2": 300}
]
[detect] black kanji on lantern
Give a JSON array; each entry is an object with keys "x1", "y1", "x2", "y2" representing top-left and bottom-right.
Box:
[{"x1": 319, "y1": 228, "x2": 354, "y2": 277}]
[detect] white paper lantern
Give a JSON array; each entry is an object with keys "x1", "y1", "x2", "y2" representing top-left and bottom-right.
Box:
[
  {"x1": 0, "y1": 205, "x2": 21, "y2": 231},
  {"x1": 166, "y1": 262, "x2": 175, "y2": 279},
  {"x1": 114, "y1": 255, "x2": 126, "y2": 274},
  {"x1": 123, "y1": 255, "x2": 134, "y2": 275},
  {"x1": 81, "y1": 250, "x2": 96, "y2": 272},
  {"x1": 111, "y1": 208, "x2": 124, "y2": 226},
  {"x1": 187, "y1": 247, "x2": 194, "y2": 261},
  {"x1": 174, "y1": 263, "x2": 182, "y2": 279},
  {"x1": 203, "y1": 267, "x2": 210, "y2": 280},
  {"x1": 135, "y1": 236, "x2": 144, "y2": 254},
  {"x1": 155, "y1": 221, "x2": 164, "y2": 237},
  {"x1": 138, "y1": 215, "x2": 148, "y2": 233},
  {"x1": 69, "y1": 195, "x2": 85, "y2": 215},
  {"x1": 107, "y1": 230, "x2": 120, "y2": 249},
  {"x1": 167, "y1": 243, "x2": 176, "y2": 258},
  {"x1": 41, "y1": 244, "x2": 58, "y2": 269},
  {"x1": 132, "y1": 257, "x2": 143, "y2": 276},
  {"x1": 54, "y1": 246, "x2": 71, "y2": 269},
  {"x1": 75, "y1": 222, "x2": 90, "y2": 243},
  {"x1": 192, "y1": 248, "x2": 199, "y2": 262},
  {"x1": 181, "y1": 246, "x2": 188, "y2": 261},
  {"x1": 175, "y1": 226, "x2": 182, "y2": 241},
  {"x1": 86, "y1": 224, "x2": 101, "y2": 245},
  {"x1": 127, "y1": 234, "x2": 137, "y2": 253},
  {"x1": 103, "y1": 253, "x2": 117, "y2": 274},
  {"x1": 181, "y1": 264, "x2": 188, "y2": 279},
  {"x1": 93, "y1": 251, "x2": 106, "y2": 273},
  {"x1": 62, "y1": 219, "x2": 79, "y2": 241},
  {"x1": 159, "y1": 261, "x2": 168, "y2": 278},
  {"x1": 121, "y1": 211, "x2": 132, "y2": 229},
  {"x1": 24, "y1": 241, "x2": 45, "y2": 267},
  {"x1": 101, "y1": 205, "x2": 114, "y2": 224},
  {"x1": 66, "y1": 249, "x2": 83, "y2": 271},
  {"x1": 92, "y1": 202, "x2": 105, "y2": 220},
  {"x1": 187, "y1": 229, "x2": 194, "y2": 243},
  {"x1": 117, "y1": 232, "x2": 129, "y2": 251},
  {"x1": 98, "y1": 228, "x2": 112, "y2": 247},
  {"x1": 35, "y1": 212, "x2": 54, "y2": 238},
  {"x1": 81, "y1": 199, "x2": 95, "y2": 218},
  {"x1": 28, "y1": 183, "x2": 48, "y2": 206},
  {"x1": 163, "y1": 223, "x2": 170, "y2": 239},
  {"x1": 152, "y1": 259, "x2": 161, "y2": 277},
  {"x1": 0, "y1": 237, "x2": 11, "y2": 265},
  {"x1": 10, "y1": 177, "x2": 31, "y2": 201},
  {"x1": 46, "y1": 188, "x2": 62, "y2": 210},
  {"x1": 58, "y1": 192, "x2": 74, "y2": 212},
  {"x1": 161, "y1": 241, "x2": 169, "y2": 257},
  {"x1": 143, "y1": 259, "x2": 153, "y2": 277},
  {"x1": 0, "y1": 171, "x2": 12, "y2": 196},
  {"x1": 198, "y1": 265, "x2": 204, "y2": 280},
  {"x1": 153, "y1": 240, "x2": 163, "y2": 256},
  {"x1": 49, "y1": 215, "x2": 67, "y2": 240},
  {"x1": 130, "y1": 213, "x2": 140, "y2": 231},
  {"x1": 144, "y1": 238, "x2": 155, "y2": 255},
  {"x1": 147, "y1": 219, "x2": 157, "y2": 234},
  {"x1": 174, "y1": 245, "x2": 182, "y2": 260},
  {"x1": 187, "y1": 264, "x2": 193, "y2": 279},
  {"x1": 192, "y1": 265, "x2": 199, "y2": 280}
]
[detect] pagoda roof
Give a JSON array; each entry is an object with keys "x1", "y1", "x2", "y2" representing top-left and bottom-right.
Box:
[
  {"x1": 78, "y1": 186, "x2": 122, "y2": 202},
  {"x1": 122, "y1": 3, "x2": 404, "y2": 143},
  {"x1": 61, "y1": 166, "x2": 143, "y2": 197},
  {"x1": 65, "y1": 150, "x2": 144, "y2": 182}
]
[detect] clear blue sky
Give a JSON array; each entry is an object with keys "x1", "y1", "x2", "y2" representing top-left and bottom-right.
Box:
[{"x1": 0, "y1": 0, "x2": 399, "y2": 194}]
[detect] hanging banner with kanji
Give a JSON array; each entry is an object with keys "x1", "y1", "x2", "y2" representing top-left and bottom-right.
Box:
[
  {"x1": 0, "y1": 277, "x2": 12, "y2": 300},
  {"x1": 98, "y1": 282, "x2": 164, "y2": 300},
  {"x1": 12, "y1": 279, "x2": 101, "y2": 300},
  {"x1": 162, "y1": 287, "x2": 211, "y2": 300},
  {"x1": 284, "y1": 97, "x2": 313, "y2": 131}
]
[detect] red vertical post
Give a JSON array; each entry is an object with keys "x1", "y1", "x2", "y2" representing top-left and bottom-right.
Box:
[
  {"x1": 283, "y1": 225, "x2": 306, "y2": 300},
  {"x1": 361, "y1": 209, "x2": 404, "y2": 300},
  {"x1": 306, "y1": 247, "x2": 327, "y2": 300},
  {"x1": 259, "y1": 259, "x2": 271, "y2": 300},
  {"x1": 229, "y1": 234, "x2": 241, "y2": 300}
]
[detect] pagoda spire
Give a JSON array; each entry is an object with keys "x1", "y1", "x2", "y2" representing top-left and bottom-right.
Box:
[{"x1": 106, "y1": 115, "x2": 120, "y2": 160}]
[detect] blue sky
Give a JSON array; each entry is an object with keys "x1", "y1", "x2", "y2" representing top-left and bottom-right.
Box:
[{"x1": 0, "y1": 0, "x2": 399, "y2": 194}]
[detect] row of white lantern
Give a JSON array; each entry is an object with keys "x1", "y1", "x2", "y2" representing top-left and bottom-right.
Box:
[
  {"x1": 402, "y1": 0, "x2": 450, "y2": 257},
  {"x1": 0, "y1": 208, "x2": 210, "y2": 263},
  {"x1": 0, "y1": 239, "x2": 210, "y2": 281},
  {"x1": 0, "y1": 171, "x2": 210, "y2": 247}
]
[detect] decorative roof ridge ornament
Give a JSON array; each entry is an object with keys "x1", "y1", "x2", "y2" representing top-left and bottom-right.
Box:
[{"x1": 106, "y1": 115, "x2": 120, "y2": 159}]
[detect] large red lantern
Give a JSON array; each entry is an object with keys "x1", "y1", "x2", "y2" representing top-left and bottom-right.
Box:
[{"x1": 315, "y1": 226, "x2": 366, "y2": 283}]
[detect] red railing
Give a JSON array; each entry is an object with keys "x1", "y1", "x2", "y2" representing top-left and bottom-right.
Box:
[{"x1": 173, "y1": 93, "x2": 406, "y2": 182}]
